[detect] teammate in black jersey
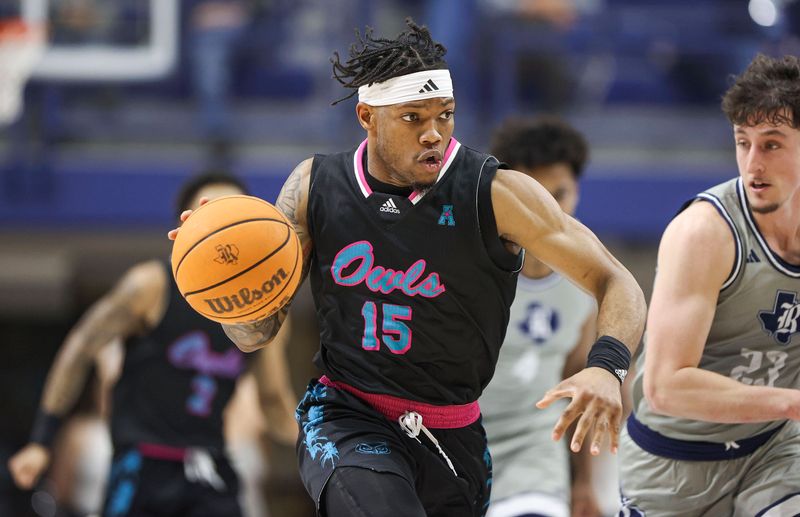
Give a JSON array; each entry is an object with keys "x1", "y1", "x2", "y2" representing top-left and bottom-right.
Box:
[
  {"x1": 9, "y1": 173, "x2": 298, "y2": 517},
  {"x1": 172, "y1": 19, "x2": 646, "y2": 517}
]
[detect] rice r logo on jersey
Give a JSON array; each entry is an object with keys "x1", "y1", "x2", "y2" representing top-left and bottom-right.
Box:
[
  {"x1": 380, "y1": 198, "x2": 401, "y2": 214},
  {"x1": 202, "y1": 269, "x2": 288, "y2": 314},
  {"x1": 519, "y1": 302, "x2": 560, "y2": 344},
  {"x1": 758, "y1": 290, "x2": 800, "y2": 345},
  {"x1": 214, "y1": 244, "x2": 239, "y2": 265}
]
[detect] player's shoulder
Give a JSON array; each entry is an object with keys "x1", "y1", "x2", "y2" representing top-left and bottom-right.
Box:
[
  {"x1": 491, "y1": 167, "x2": 553, "y2": 208},
  {"x1": 291, "y1": 157, "x2": 315, "y2": 178},
  {"x1": 660, "y1": 200, "x2": 736, "y2": 269},
  {"x1": 667, "y1": 200, "x2": 734, "y2": 244},
  {"x1": 118, "y1": 259, "x2": 168, "y2": 298}
]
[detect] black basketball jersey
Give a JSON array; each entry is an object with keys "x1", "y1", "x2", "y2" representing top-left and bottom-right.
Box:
[
  {"x1": 111, "y1": 262, "x2": 247, "y2": 449},
  {"x1": 307, "y1": 138, "x2": 521, "y2": 405}
]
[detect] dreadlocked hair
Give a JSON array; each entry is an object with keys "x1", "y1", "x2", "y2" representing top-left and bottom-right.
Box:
[{"x1": 330, "y1": 18, "x2": 448, "y2": 105}]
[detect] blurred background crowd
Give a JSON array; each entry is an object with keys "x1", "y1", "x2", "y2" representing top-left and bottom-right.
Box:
[{"x1": 1, "y1": 0, "x2": 799, "y2": 516}]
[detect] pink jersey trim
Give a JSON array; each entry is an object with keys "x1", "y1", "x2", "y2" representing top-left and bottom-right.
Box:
[
  {"x1": 409, "y1": 137, "x2": 460, "y2": 204},
  {"x1": 319, "y1": 375, "x2": 480, "y2": 429},
  {"x1": 353, "y1": 139, "x2": 371, "y2": 197},
  {"x1": 353, "y1": 138, "x2": 462, "y2": 204}
]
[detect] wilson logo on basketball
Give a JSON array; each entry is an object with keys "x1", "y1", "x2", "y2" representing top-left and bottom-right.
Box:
[
  {"x1": 214, "y1": 244, "x2": 240, "y2": 265},
  {"x1": 202, "y1": 268, "x2": 288, "y2": 314}
]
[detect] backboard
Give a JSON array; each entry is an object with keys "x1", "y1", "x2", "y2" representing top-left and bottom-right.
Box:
[{"x1": 19, "y1": 0, "x2": 178, "y2": 82}]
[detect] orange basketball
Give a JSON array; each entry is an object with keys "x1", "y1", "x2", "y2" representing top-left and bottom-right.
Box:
[{"x1": 171, "y1": 195, "x2": 302, "y2": 324}]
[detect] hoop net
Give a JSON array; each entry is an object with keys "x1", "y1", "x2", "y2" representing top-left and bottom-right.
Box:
[{"x1": 0, "y1": 19, "x2": 45, "y2": 126}]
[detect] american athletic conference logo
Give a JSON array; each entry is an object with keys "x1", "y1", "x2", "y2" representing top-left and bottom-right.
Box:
[
  {"x1": 758, "y1": 290, "x2": 800, "y2": 345},
  {"x1": 438, "y1": 204, "x2": 455, "y2": 226}
]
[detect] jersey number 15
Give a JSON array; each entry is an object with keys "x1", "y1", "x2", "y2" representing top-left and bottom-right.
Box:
[{"x1": 360, "y1": 301, "x2": 412, "y2": 354}]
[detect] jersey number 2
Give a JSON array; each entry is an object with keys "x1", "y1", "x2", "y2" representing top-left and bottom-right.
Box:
[
  {"x1": 361, "y1": 302, "x2": 412, "y2": 354},
  {"x1": 187, "y1": 374, "x2": 217, "y2": 417}
]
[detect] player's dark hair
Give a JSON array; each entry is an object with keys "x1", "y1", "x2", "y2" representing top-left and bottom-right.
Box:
[
  {"x1": 330, "y1": 18, "x2": 448, "y2": 105},
  {"x1": 175, "y1": 171, "x2": 249, "y2": 218},
  {"x1": 722, "y1": 54, "x2": 800, "y2": 128},
  {"x1": 490, "y1": 117, "x2": 589, "y2": 179}
]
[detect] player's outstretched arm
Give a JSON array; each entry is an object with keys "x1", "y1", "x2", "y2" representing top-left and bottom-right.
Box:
[
  {"x1": 644, "y1": 201, "x2": 800, "y2": 422},
  {"x1": 492, "y1": 168, "x2": 647, "y2": 455},
  {"x1": 8, "y1": 260, "x2": 164, "y2": 489},
  {"x1": 562, "y1": 312, "x2": 602, "y2": 516},
  {"x1": 221, "y1": 159, "x2": 314, "y2": 353}
]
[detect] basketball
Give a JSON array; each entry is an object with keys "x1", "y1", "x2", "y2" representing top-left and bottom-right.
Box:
[{"x1": 171, "y1": 195, "x2": 302, "y2": 324}]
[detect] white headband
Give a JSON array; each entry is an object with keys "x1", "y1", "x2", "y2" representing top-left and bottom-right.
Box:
[{"x1": 357, "y1": 69, "x2": 453, "y2": 106}]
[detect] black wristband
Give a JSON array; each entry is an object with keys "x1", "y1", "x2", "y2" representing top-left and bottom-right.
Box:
[
  {"x1": 586, "y1": 335, "x2": 632, "y2": 384},
  {"x1": 29, "y1": 410, "x2": 62, "y2": 449}
]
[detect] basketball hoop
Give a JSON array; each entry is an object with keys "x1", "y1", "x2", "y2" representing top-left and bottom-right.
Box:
[{"x1": 0, "y1": 18, "x2": 45, "y2": 126}]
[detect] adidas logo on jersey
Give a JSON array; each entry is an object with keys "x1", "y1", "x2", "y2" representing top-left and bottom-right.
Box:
[
  {"x1": 746, "y1": 249, "x2": 761, "y2": 263},
  {"x1": 379, "y1": 198, "x2": 401, "y2": 214}
]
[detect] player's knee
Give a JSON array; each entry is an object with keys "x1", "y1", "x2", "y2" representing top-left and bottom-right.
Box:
[{"x1": 321, "y1": 466, "x2": 425, "y2": 517}]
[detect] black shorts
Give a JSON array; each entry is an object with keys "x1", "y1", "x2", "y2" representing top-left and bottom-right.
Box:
[
  {"x1": 102, "y1": 446, "x2": 242, "y2": 517},
  {"x1": 296, "y1": 379, "x2": 492, "y2": 517}
]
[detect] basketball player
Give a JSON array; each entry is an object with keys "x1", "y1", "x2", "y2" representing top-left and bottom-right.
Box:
[
  {"x1": 480, "y1": 118, "x2": 601, "y2": 517},
  {"x1": 172, "y1": 20, "x2": 646, "y2": 516},
  {"x1": 618, "y1": 54, "x2": 800, "y2": 516},
  {"x1": 9, "y1": 172, "x2": 298, "y2": 517}
]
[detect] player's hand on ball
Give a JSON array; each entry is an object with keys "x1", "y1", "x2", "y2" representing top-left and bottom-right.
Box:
[
  {"x1": 536, "y1": 367, "x2": 623, "y2": 455},
  {"x1": 167, "y1": 197, "x2": 209, "y2": 240},
  {"x1": 8, "y1": 443, "x2": 51, "y2": 490},
  {"x1": 171, "y1": 194, "x2": 302, "y2": 326}
]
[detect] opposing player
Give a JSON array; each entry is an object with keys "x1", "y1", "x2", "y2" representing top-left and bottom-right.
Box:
[
  {"x1": 173, "y1": 20, "x2": 646, "y2": 516},
  {"x1": 619, "y1": 54, "x2": 800, "y2": 516},
  {"x1": 481, "y1": 118, "x2": 601, "y2": 517},
  {"x1": 9, "y1": 172, "x2": 298, "y2": 517}
]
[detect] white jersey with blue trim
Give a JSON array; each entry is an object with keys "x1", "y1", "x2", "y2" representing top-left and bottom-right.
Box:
[
  {"x1": 633, "y1": 177, "x2": 800, "y2": 443},
  {"x1": 480, "y1": 272, "x2": 594, "y2": 501}
]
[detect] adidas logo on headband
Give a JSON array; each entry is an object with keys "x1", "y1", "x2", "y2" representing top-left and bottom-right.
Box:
[
  {"x1": 418, "y1": 79, "x2": 439, "y2": 94},
  {"x1": 358, "y1": 69, "x2": 453, "y2": 106}
]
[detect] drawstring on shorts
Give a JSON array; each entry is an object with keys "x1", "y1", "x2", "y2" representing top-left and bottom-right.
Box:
[
  {"x1": 184, "y1": 448, "x2": 226, "y2": 491},
  {"x1": 724, "y1": 440, "x2": 740, "y2": 452},
  {"x1": 398, "y1": 411, "x2": 458, "y2": 477}
]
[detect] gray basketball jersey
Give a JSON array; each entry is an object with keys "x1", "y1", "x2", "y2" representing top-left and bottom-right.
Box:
[
  {"x1": 481, "y1": 272, "x2": 594, "y2": 500},
  {"x1": 634, "y1": 177, "x2": 800, "y2": 443}
]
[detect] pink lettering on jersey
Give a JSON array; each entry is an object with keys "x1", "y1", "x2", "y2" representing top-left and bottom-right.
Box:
[
  {"x1": 331, "y1": 241, "x2": 446, "y2": 298},
  {"x1": 167, "y1": 331, "x2": 245, "y2": 379}
]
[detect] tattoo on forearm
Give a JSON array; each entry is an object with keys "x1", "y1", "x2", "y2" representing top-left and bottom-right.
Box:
[{"x1": 223, "y1": 304, "x2": 290, "y2": 351}]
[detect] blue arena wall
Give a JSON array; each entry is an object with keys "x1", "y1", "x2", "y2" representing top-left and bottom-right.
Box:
[{"x1": 0, "y1": 160, "x2": 729, "y2": 241}]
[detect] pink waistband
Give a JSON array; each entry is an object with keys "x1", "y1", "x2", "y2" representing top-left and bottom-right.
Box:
[
  {"x1": 318, "y1": 375, "x2": 480, "y2": 429},
  {"x1": 137, "y1": 442, "x2": 186, "y2": 462}
]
